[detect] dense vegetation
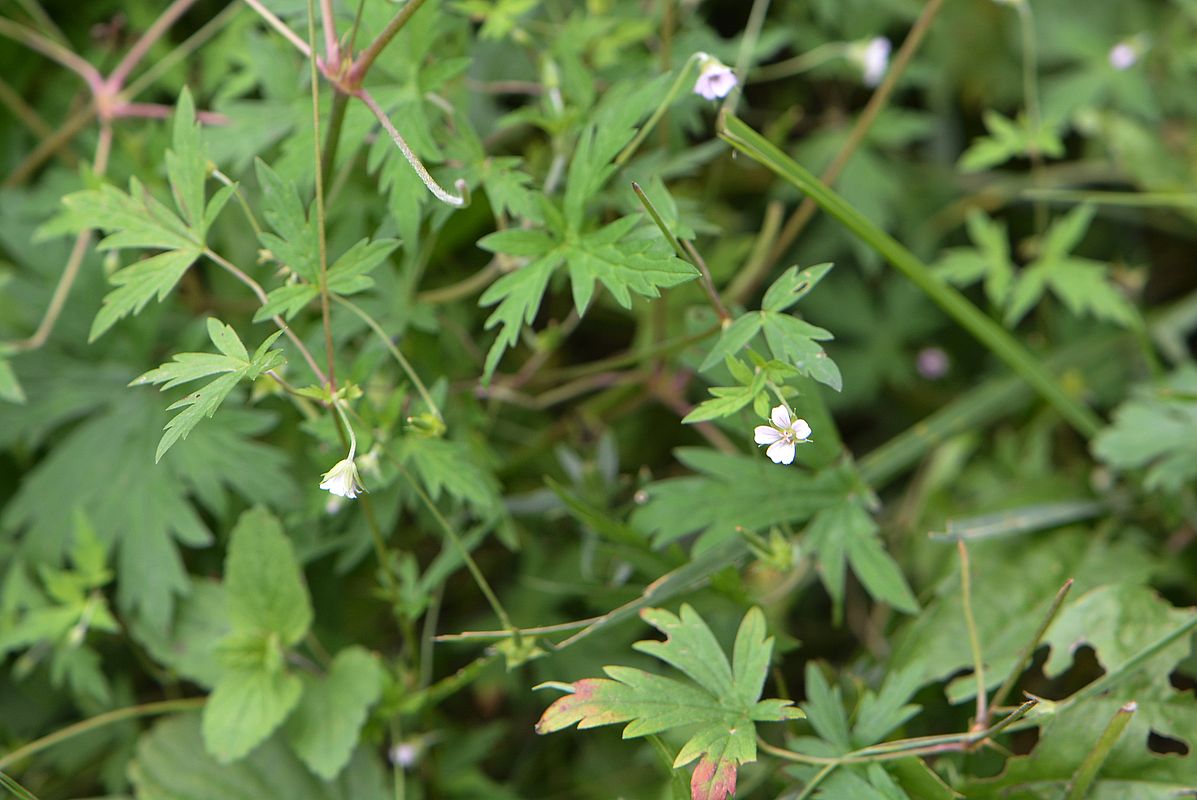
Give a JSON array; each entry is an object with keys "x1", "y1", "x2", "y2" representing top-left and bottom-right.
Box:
[{"x1": 1, "y1": 0, "x2": 1196, "y2": 798}]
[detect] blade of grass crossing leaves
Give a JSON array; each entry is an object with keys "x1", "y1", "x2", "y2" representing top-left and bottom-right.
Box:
[{"x1": 717, "y1": 113, "x2": 1102, "y2": 439}]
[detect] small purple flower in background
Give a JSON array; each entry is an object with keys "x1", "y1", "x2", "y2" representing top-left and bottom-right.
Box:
[
  {"x1": 754, "y1": 405, "x2": 812, "y2": 465},
  {"x1": 1108, "y1": 38, "x2": 1146, "y2": 70},
  {"x1": 848, "y1": 37, "x2": 891, "y2": 87},
  {"x1": 694, "y1": 54, "x2": 738, "y2": 100},
  {"x1": 916, "y1": 346, "x2": 950, "y2": 380}
]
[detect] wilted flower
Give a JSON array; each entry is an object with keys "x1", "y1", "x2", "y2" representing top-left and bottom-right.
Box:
[
  {"x1": 694, "y1": 54, "x2": 738, "y2": 100},
  {"x1": 319, "y1": 457, "x2": 365, "y2": 499},
  {"x1": 753, "y1": 405, "x2": 812, "y2": 465}
]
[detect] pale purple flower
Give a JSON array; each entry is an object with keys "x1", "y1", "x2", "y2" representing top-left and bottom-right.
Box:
[
  {"x1": 916, "y1": 346, "x2": 950, "y2": 380},
  {"x1": 694, "y1": 56, "x2": 738, "y2": 100},
  {"x1": 319, "y1": 457, "x2": 365, "y2": 499},
  {"x1": 1108, "y1": 42, "x2": 1138, "y2": 70},
  {"x1": 859, "y1": 37, "x2": 891, "y2": 87},
  {"x1": 753, "y1": 405, "x2": 812, "y2": 465}
]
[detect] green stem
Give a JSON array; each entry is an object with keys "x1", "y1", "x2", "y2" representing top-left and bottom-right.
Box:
[
  {"x1": 1014, "y1": 1, "x2": 1047, "y2": 232},
  {"x1": 333, "y1": 295, "x2": 443, "y2": 421},
  {"x1": 1065, "y1": 702, "x2": 1136, "y2": 800},
  {"x1": 721, "y1": 0, "x2": 770, "y2": 115},
  {"x1": 322, "y1": 91, "x2": 350, "y2": 188},
  {"x1": 718, "y1": 113, "x2": 1102, "y2": 438},
  {"x1": 958, "y1": 540, "x2": 988, "y2": 728},
  {"x1": 307, "y1": 0, "x2": 337, "y2": 391},
  {"x1": 0, "y1": 698, "x2": 204, "y2": 772},
  {"x1": 401, "y1": 466, "x2": 515, "y2": 633},
  {"x1": 614, "y1": 52, "x2": 704, "y2": 167},
  {"x1": 399, "y1": 654, "x2": 499, "y2": 714},
  {"x1": 210, "y1": 168, "x2": 263, "y2": 237},
  {"x1": 992, "y1": 578, "x2": 1073, "y2": 708}
]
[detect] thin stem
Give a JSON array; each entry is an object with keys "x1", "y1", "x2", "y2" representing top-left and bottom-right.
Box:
[
  {"x1": 0, "y1": 698, "x2": 204, "y2": 771},
  {"x1": 356, "y1": 88, "x2": 468, "y2": 206},
  {"x1": 4, "y1": 107, "x2": 92, "y2": 187},
  {"x1": 0, "y1": 74, "x2": 58, "y2": 142},
  {"x1": 210, "y1": 168, "x2": 263, "y2": 237},
  {"x1": 721, "y1": 0, "x2": 770, "y2": 116},
  {"x1": 332, "y1": 399, "x2": 358, "y2": 458},
  {"x1": 615, "y1": 52, "x2": 704, "y2": 168},
  {"x1": 319, "y1": 0, "x2": 339, "y2": 65},
  {"x1": 348, "y1": 0, "x2": 429, "y2": 86},
  {"x1": 957, "y1": 540, "x2": 988, "y2": 728},
  {"x1": 203, "y1": 249, "x2": 328, "y2": 384},
  {"x1": 106, "y1": 0, "x2": 202, "y2": 91},
  {"x1": 242, "y1": 0, "x2": 312, "y2": 56},
  {"x1": 725, "y1": 199, "x2": 783, "y2": 305},
  {"x1": 1064, "y1": 702, "x2": 1135, "y2": 800},
  {"x1": 1014, "y1": 1, "x2": 1047, "y2": 232},
  {"x1": 0, "y1": 17, "x2": 103, "y2": 91},
  {"x1": 416, "y1": 261, "x2": 501, "y2": 304},
  {"x1": 10, "y1": 0, "x2": 66, "y2": 43},
  {"x1": 333, "y1": 295, "x2": 443, "y2": 421},
  {"x1": 761, "y1": 0, "x2": 946, "y2": 284},
  {"x1": 748, "y1": 42, "x2": 848, "y2": 83},
  {"x1": 307, "y1": 0, "x2": 337, "y2": 390},
  {"x1": 992, "y1": 578, "x2": 1073, "y2": 708},
  {"x1": 401, "y1": 466, "x2": 514, "y2": 633},
  {"x1": 127, "y1": 1, "x2": 243, "y2": 97},
  {"x1": 795, "y1": 764, "x2": 837, "y2": 800},
  {"x1": 322, "y1": 91, "x2": 350, "y2": 187}
]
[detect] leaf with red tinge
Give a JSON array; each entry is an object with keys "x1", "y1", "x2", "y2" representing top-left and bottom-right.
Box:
[
  {"x1": 535, "y1": 605, "x2": 802, "y2": 800},
  {"x1": 691, "y1": 756, "x2": 737, "y2": 800}
]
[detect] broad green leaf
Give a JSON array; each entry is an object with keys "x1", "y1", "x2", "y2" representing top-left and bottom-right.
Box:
[
  {"x1": 132, "y1": 321, "x2": 284, "y2": 460},
  {"x1": 0, "y1": 358, "x2": 24, "y2": 403},
  {"x1": 537, "y1": 606, "x2": 801, "y2": 800},
  {"x1": 285, "y1": 647, "x2": 385, "y2": 780},
  {"x1": 1093, "y1": 367, "x2": 1197, "y2": 491},
  {"x1": 224, "y1": 506, "x2": 311, "y2": 645},
  {"x1": 202, "y1": 666, "x2": 302, "y2": 763},
  {"x1": 131, "y1": 579, "x2": 230, "y2": 689},
  {"x1": 131, "y1": 715, "x2": 390, "y2": 800}
]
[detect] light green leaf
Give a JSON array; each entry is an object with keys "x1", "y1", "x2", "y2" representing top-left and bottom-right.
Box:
[
  {"x1": 479, "y1": 251, "x2": 564, "y2": 381},
  {"x1": 761, "y1": 263, "x2": 834, "y2": 313},
  {"x1": 201, "y1": 666, "x2": 303, "y2": 763},
  {"x1": 131, "y1": 715, "x2": 390, "y2": 800},
  {"x1": 0, "y1": 358, "x2": 24, "y2": 404},
  {"x1": 566, "y1": 217, "x2": 697, "y2": 314},
  {"x1": 255, "y1": 158, "x2": 319, "y2": 282},
  {"x1": 477, "y1": 228, "x2": 558, "y2": 256},
  {"x1": 699, "y1": 315, "x2": 763, "y2": 372},
  {"x1": 285, "y1": 647, "x2": 385, "y2": 780},
  {"x1": 1093, "y1": 367, "x2": 1197, "y2": 491},
  {"x1": 537, "y1": 605, "x2": 800, "y2": 795},
  {"x1": 90, "y1": 248, "x2": 203, "y2": 342},
  {"x1": 397, "y1": 437, "x2": 502, "y2": 514},
  {"x1": 166, "y1": 87, "x2": 209, "y2": 232},
  {"x1": 224, "y1": 506, "x2": 311, "y2": 645}
]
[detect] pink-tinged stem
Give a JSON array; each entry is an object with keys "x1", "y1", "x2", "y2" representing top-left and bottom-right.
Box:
[
  {"x1": 105, "y1": 0, "x2": 202, "y2": 91},
  {"x1": 319, "y1": 0, "x2": 339, "y2": 66},
  {"x1": 355, "y1": 87, "x2": 468, "y2": 207},
  {"x1": 241, "y1": 0, "x2": 312, "y2": 56},
  {"x1": 0, "y1": 17, "x2": 104, "y2": 93},
  {"x1": 112, "y1": 102, "x2": 229, "y2": 124}
]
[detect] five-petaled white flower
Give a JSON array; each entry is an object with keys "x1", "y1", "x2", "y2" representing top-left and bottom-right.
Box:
[
  {"x1": 754, "y1": 405, "x2": 812, "y2": 465},
  {"x1": 319, "y1": 457, "x2": 365, "y2": 499},
  {"x1": 694, "y1": 55, "x2": 738, "y2": 100}
]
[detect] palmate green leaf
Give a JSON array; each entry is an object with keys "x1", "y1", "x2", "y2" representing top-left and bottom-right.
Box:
[
  {"x1": 202, "y1": 665, "x2": 303, "y2": 763},
  {"x1": 396, "y1": 437, "x2": 503, "y2": 515},
  {"x1": 683, "y1": 356, "x2": 765, "y2": 424},
  {"x1": 1092, "y1": 366, "x2": 1197, "y2": 492},
  {"x1": 934, "y1": 210, "x2": 1014, "y2": 307},
  {"x1": 167, "y1": 88, "x2": 210, "y2": 233},
  {"x1": 225, "y1": 507, "x2": 312, "y2": 645},
  {"x1": 285, "y1": 646, "x2": 385, "y2": 780},
  {"x1": 255, "y1": 158, "x2": 319, "y2": 282},
  {"x1": 565, "y1": 216, "x2": 698, "y2": 314},
  {"x1": 537, "y1": 606, "x2": 801, "y2": 800},
  {"x1": 252, "y1": 237, "x2": 400, "y2": 322},
  {"x1": 631, "y1": 449, "x2": 853, "y2": 551},
  {"x1": 2, "y1": 397, "x2": 294, "y2": 633},
  {"x1": 90, "y1": 249, "x2": 203, "y2": 341},
  {"x1": 479, "y1": 251, "x2": 564, "y2": 381},
  {"x1": 132, "y1": 319, "x2": 284, "y2": 461},
  {"x1": 805, "y1": 499, "x2": 919, "y2": 616},
  {"x1": 131, "y1": 714, "x2": 389, "y2": 800},
  {"x1": 957, "y1": 110, "x2": 1065, "y2": 173}
]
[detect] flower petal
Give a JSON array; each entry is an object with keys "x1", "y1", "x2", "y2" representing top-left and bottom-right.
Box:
[
  {"x1": 766, "y1": 439, "x2": 795, "y2": 465},
  {"x1": 791, "y1": 418, "x2": 812, "y2": 441},
  {"x1": 754, "y1": 425, "x2": 783, "y2": 445},
  {"x1": 770, "y1": 404, "x2": 792, "y2": 430}
]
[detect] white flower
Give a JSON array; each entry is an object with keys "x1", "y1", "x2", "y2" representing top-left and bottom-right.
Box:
[
  {"x1": 694, "y1": 55, "x2": 738, "y2": 100},
  {"x1": 1108, "y1": 43, "x2": 1137, "y2": 70},
  {"x1": 849, "y1": 37, "x2": 891, "y2": 87},
  {"x1": 319, "y1": 457, "x2": 365, "y2": 499},
  {"x1": 753, "y1": 405, "x2": 812, "y2": 465}
]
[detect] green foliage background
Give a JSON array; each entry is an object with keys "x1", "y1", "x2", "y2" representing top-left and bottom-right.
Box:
[{"x1": 1, "y1": 0, "x2": 1196, "y2": 798}]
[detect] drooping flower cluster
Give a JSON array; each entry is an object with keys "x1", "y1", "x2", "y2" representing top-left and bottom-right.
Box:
[{"x1": 753, "y1": 405, "x2": 812, "y2": 465}]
